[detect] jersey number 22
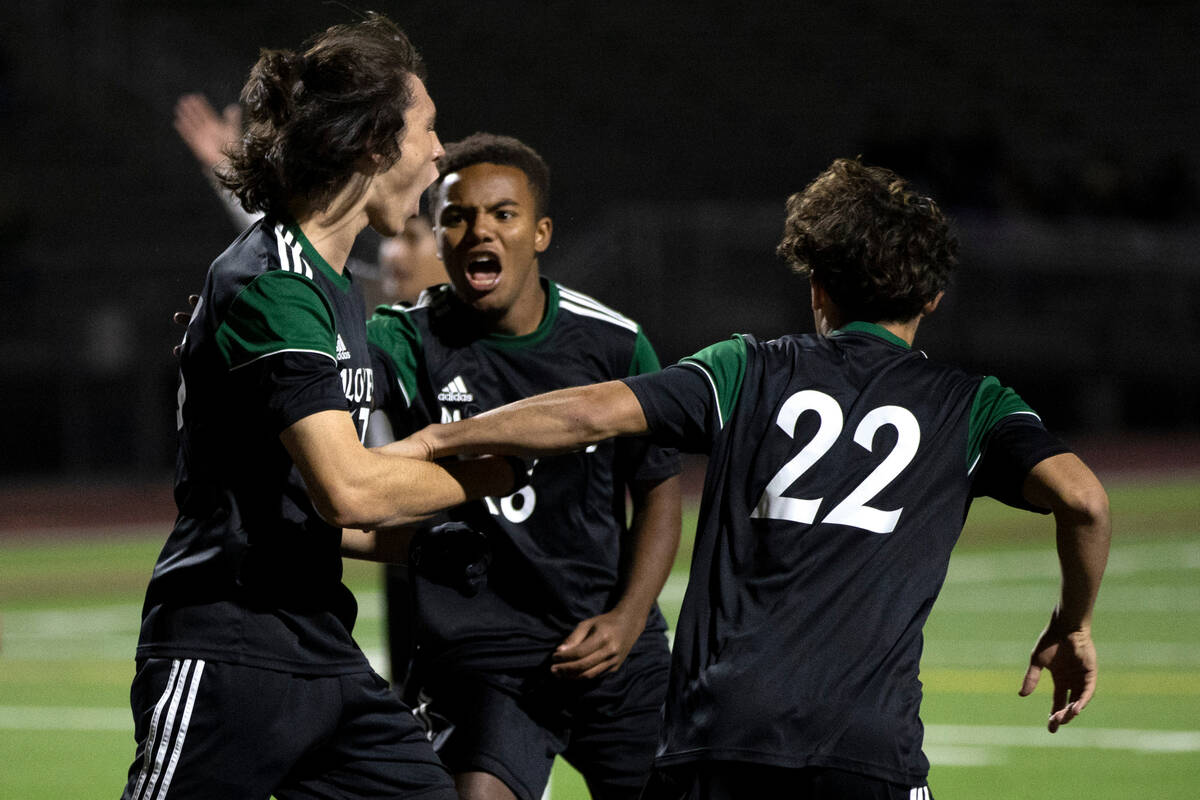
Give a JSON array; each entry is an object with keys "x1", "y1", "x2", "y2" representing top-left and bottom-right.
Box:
[{"x1": 751, "y1": 389, "x2": 920, "y2": 534}]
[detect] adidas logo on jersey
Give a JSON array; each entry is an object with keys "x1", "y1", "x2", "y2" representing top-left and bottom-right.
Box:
[
  {"x1": 437, "y1": 376, "x2": 473, "y2": 403},
  {"x1": 336, "y1": 334, "x2": 351, "y2": 361}
]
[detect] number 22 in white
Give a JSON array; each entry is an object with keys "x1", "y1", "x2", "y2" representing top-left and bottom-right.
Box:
[{"x1": 750, "y1": 390, "x2": 920, "y2": 534}]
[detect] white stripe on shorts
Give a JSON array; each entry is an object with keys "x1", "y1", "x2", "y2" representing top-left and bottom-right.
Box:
[{"x1": 132, "y1": 659, "x2": 206, "y2": 800}]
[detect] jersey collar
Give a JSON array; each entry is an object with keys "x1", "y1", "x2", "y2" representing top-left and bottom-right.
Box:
[
  {"x1": 832, "y1": 321, "x2": 911, "y2": 350},
  {"x1": 483, "y1": 277, "x2": 558, "y2": 349},
  {"x1": 279, "y1": 216, "x2": 352, "y2": 291}
]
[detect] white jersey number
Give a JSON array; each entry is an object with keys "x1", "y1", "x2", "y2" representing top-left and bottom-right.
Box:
[{"x1": 751, "y1": 390, "x2": 920, "y2": 534}]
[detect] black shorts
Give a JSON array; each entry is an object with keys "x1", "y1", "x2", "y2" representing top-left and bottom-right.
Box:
[
  {"x1": 120, "y1": 657, "x2": 457, "y2": 800},
  {"x1": 416, "y1": 633, "x2": 670, "y2": 800},
  {"x1": 641, "y1": 761, "x2": 933, "y2": 800}
]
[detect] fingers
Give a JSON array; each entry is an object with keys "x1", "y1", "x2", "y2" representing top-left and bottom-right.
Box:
[
  {"x1": 552, "y1": 648, "x2": 616, "y2": 680},
  {"x1": 554, "y1": 623, "x2": 591, "y2": 657},
  {"x1": 551, "y1": 621, "x2": 618, "y2": 679},
  {"x1": 1018, "y1": 663, "x2": 1041, "y2": 697},
  {"x1": 1049, "y1": 674, "x2": 1096, "y2": 732}
]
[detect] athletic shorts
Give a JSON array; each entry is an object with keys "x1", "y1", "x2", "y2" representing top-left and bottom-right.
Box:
[
  {"x1": 640, "y1": 761, "x2": 934, "y2": 800},
  {"x1": 416, "y1": 634, "x2": 670, "y2": 800},
  {"x1": 120, "y1": 657, "x2": 457, "y2": 800}
]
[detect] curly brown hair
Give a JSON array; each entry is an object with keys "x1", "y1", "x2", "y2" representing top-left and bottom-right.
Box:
[
  {"x1": 776, "y1": 157, "x2": 958, "y2": 323},
  {"x1": 219, "y1": 13, "x2": 426, "y2": 217}
]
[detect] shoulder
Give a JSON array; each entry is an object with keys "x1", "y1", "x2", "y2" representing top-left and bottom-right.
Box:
[
  {"x1": 209, "y1": 219, "x2": 330, "y2": 311},
  {"x1": 554, "y1": 283, "x2": 642, "y2": 337}
]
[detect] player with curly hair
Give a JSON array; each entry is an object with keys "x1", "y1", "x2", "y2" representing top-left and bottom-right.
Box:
[{"x1": 396, "y1": 157, "x2": 1111, "y2": 800}]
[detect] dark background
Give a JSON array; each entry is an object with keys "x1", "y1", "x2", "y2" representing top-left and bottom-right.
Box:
[{"x1": 1, "y1": 1, "x2": 1197, "y2": 482}]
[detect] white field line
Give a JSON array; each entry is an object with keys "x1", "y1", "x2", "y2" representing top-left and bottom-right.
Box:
[
  {"x1": 944, "y1": 540, "x2": 1200, "y2": 584},
  {"x1": 921, "y1": 639, "x2": 1200, "y2": 668},
  {"x1": 925, "y1": 724, "x2": 1200, "y2": 753},
  {"x1": 1, "y1": 702, "x2": 1196, "y2": 758},
  {"x1": 2, "y1": 540, "x2": 1195, "y2": 662}
]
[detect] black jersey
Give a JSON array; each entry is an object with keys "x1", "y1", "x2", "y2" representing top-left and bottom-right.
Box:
[
  {"x1": 137, "y1": 217, "x2": 376, "y2": 675},
  {"x1": 623, "y1": 323, "x2": 1067, "y2": 784},
  {"x1": 368, "y1": 279, "x2": 680, "y2": 670}
]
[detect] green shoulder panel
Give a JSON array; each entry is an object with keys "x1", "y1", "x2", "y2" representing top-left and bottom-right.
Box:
[
  {"x1": 366, "y1": 305, "x2": 425, "y2": 409},
  {"x1": 680, "y1": 334, "x2": 748, "y2": 428},
  {"x1": 628, "y1": 326, "x2": 663, "y2": 376},
  {"x1": 967, "y1": 375, "x2": 1039, "y2": 468},
  {"x1": 216, "y1": 271, "x2": 335, "y2": 369}
]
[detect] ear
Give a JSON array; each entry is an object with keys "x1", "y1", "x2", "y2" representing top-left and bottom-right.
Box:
[
  {"x1": 922, "y1": 290, "x2": 945, "y2": 316},
  {"x1": 810, "y1": 278, "x2": 829, "y2": 312},
  {"x1": 534, "y1": 216, "x2": 553, "y2": 253}
]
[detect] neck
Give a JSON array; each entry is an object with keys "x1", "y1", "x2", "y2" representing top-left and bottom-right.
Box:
[
  {"x1": 288, "y1": 179, "x2": 371, "y2": 274},
  {"x1": 490, "y1": 269, "x2": 547, "y2": 336},
  {"x1": 875, "y1": 318, "x2": 921, "y2": 346}
]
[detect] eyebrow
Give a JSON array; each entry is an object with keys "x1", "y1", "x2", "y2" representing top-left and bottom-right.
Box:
[{"x1": 442, "y1": 199, "x2": 521, "y2": 213}]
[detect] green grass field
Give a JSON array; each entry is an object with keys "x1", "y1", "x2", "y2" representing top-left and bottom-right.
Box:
[{"x1": 2, "y1": 477, "x2": 1197, "y2": 798}]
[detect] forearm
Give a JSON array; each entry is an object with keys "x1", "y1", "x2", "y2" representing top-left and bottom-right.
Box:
[
  {"x1": 1024, "y1": 453, "x2": 1111, "y2": 632},
  {"x1": 349, "y1": 452, "x2": 516, "y2": 529},
  {"x1": 283, "y1": 410, "x2": 517, "y2": 529},
  {"x1": 1051, "y1": 507, "x2": 1110, "y2": 632},
  {"x1": 614, "y1": 476, "x2": 683, "y2": 621},
  {"x1": 408, "y1": 381, "x2": 648, "y2": 460}
]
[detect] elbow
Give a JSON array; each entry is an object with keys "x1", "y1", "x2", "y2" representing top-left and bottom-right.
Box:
[
  {"x1": 1056, "y1": 478, "x2": 1110, "y2": 530},
  {"x1": 310, "y1": 480, "x2": 378, "y2": 530}
]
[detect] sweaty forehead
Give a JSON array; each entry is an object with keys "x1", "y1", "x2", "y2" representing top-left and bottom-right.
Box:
[{"x1": 440, "y1": 162, "x2": 533, "y2": 207}]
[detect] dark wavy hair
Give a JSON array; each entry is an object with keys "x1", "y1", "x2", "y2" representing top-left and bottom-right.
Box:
[
  {"x1": 776, "y1": 157, "x2": 958, "y2": 323},
  {"x1": 428, "y1": 132, "x2": 551, "y2": 218},
  {"x1": 219, "y1": 13, "x2": 426, "y2": 217}
]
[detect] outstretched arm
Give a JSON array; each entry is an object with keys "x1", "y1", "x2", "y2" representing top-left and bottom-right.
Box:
[
  {"x1": 395, "y1": 379, "x2": 650, "y2": 461},
  {"x1": 1017, "y1": 452, "x2": 1111, "y2": 732},
  {"x1": 282, "y1": 409, "x2": 519, "y2": 530},
  {"x1": 552, "y1": 474, "x2": 682, "y2": 679}
]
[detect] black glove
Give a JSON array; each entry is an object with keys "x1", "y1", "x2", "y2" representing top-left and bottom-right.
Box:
[{"x1": 409, "y1": 522, "x2": 491, "y2": 597}]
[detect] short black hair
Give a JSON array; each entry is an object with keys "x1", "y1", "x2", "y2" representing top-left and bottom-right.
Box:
[
  {"x1": 776, "y1": 157, "x2": 958, "y2": 323},
  {"x1": 220, "y1": 13, "x2": 426, "y2": 217},
  {"x1": 429, "y1": 132, "x2": 551, "y2": 218}
]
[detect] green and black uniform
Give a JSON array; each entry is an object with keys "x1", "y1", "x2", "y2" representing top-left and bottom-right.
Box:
[
  {"x1": 122, "y1": 218, "x2": 455, "y2": 800},
  {"x1": 369, "y1": 279, "x2": 680, "y2": 800},
  {"x1": 623, "y1": 323, "x2": 1068, "y2": 798}
]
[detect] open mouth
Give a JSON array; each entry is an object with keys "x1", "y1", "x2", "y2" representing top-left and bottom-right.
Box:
[{"x1": 465, "y1": 254, "x2": 501, "y2": 292}]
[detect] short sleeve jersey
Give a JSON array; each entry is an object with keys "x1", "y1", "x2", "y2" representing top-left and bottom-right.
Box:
[
  {"x1": 368, "y1": 280, "x2": 680, "y2": 670},
  {"x1": 623, "y1": 323, "x2": 1067, "y2": 784},
  {"x1": 136, "y1": 217, "x2": 376, "y2": 675}
]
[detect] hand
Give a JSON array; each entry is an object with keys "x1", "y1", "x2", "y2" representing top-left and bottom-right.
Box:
[
  {"x1": 174, "y1": 93, "x2": 242, "y2": 170},
  {"x1": 551, "y1": 607, "x2": 645, "y2": 680},
  {"x1": 1019, "y1": 623, "x2": 1097, "y2": 733},
  {"x1": 172, "y1": 294, "x2": 200, "y2": 358}
]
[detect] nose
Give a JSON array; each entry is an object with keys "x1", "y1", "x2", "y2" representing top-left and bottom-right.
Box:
[
  {"x1": 467, "y1": 210, "x2": 494, "y2": 242},
  {"x1": 430, "y1": 131, "x2": 445, "y2": 162}
]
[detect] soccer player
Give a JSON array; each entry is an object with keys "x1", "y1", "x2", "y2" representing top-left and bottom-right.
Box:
[
  {"x1": 367, "y1": 133, "x2": 682, "y2": 800},
  {"x1": 394, "y1": 158, "x2": 1112, "y2": 800},
  {"x1": 122, "y1": 17, "x2": 519, "y2": 800}
]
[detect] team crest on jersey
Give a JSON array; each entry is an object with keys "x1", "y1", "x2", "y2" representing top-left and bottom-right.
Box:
[{"x1": 437, "y1": 376, "x2": 476, "y2": 422}]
